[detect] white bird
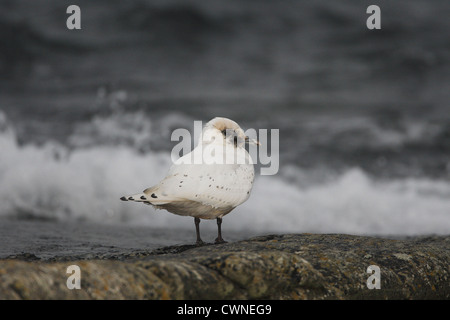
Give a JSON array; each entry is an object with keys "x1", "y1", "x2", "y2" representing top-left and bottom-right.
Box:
[{"x1": 120, "y1": 117, "x2": 258, "y2": 245}]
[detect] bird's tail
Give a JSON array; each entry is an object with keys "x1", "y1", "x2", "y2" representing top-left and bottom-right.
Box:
[
  {"x1": 121, "y1": 187, "x2": 174, "y2": 206},
  {"x1": 120, "y1": 192, "x2": 151, "y2": 203}
]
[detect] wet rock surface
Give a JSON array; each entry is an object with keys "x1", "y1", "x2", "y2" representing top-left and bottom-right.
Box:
[{"x1": 1, "y1": 234, "x2": 449, "y2": 299}]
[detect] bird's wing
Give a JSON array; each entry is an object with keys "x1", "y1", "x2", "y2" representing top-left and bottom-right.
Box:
[{"x1": 143, "y1": 146, "x2": 255, "y2": 208}]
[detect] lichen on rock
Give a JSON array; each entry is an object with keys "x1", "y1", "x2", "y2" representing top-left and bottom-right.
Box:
[{"x1": 0, "y1": 234, "x2": 448, "y2": 299}]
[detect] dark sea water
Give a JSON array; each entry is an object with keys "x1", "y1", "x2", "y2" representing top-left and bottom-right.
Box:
[
  {"x1": 0, "y1": 220, "x2": 255, "y2": 260},
  {"x1": 1, "y1": 0, "x2": 450, "y2": 256}
]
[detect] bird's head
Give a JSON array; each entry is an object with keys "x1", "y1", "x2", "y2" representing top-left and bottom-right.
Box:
[{"x1": 202, "y1": 117, "x2": 259, "y2": 148}]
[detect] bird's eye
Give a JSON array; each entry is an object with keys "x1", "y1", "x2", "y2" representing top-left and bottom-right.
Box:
[
  {"x1": 221, "y1": 129, "x2": 235, "y2": 137},
  {"x1": 221, "y1": 129, "x2": 239, "y2": 146}
]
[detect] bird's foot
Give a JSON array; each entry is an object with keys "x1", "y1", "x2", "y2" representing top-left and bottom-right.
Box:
[
  {"x1": 195, "y1": 239, "x2": 205, "y2": 246},
  {"x1": 214, "y1": 237, "x2": 227, "y2": 244}
]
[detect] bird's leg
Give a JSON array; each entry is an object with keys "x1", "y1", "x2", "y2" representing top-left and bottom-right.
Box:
[
  {"x1": 194, "y1": 217, "x2": 204, "y2": 246},
  {"x1": 215, "y1": 217, "x2": 227, "y2": 244}
]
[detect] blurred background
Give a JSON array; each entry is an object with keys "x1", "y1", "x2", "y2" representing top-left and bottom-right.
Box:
[{"x1": 1, "y1": 0, "x2": 450, "y2": 241}]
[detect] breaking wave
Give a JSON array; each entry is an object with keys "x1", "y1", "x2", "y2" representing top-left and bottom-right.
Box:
[{"x1": 0, "y1": 110, "x2": 449, "y2": 236}]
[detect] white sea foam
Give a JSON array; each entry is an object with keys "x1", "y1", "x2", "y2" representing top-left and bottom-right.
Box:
[
  {"x1": 239, "y1": 168, "x2": 450, "y2": 235},
  {"x1": 0, "y1": 111, "x2": 449, "y2": 235}
]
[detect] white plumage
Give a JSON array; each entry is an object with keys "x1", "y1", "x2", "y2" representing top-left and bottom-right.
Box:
[{"x1": 121, "y1": 117, "x2": 257, "y2": 244}]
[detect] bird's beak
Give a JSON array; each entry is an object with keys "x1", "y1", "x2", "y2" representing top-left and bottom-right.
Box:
[{"x1": 245, "y1": 136, "x2": 261, "y2": 146}]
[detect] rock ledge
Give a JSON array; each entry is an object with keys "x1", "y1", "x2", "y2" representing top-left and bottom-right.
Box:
[{"x1": 1, "y1": 234, "x2": 449, "y2": 299}]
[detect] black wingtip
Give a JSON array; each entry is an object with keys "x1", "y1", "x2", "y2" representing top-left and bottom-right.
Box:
[{"x1": 120, "y1": 196, "x2": 127, "y2": 201}]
